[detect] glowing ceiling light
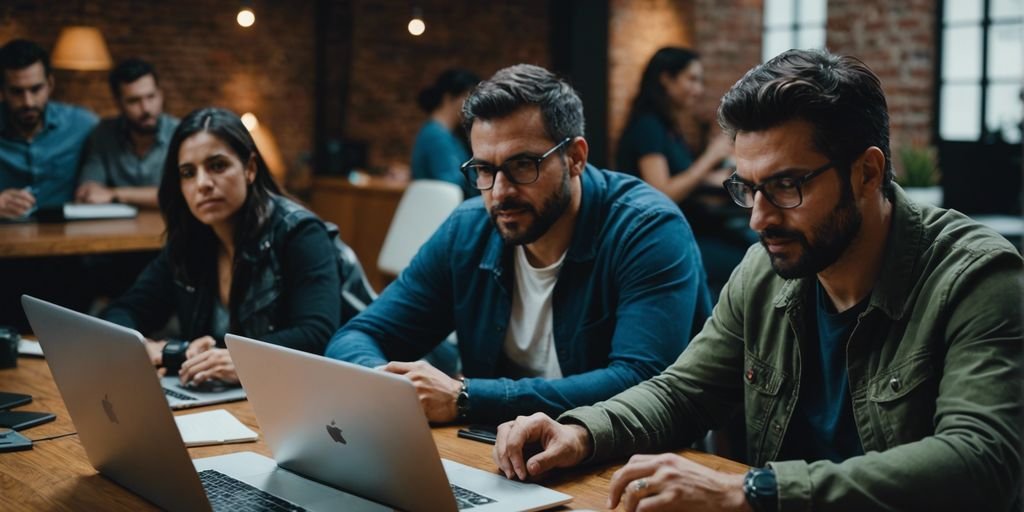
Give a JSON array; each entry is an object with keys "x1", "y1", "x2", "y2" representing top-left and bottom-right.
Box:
[{"x1": 237, "y1": 8, "x2": 256, "y2": 28}]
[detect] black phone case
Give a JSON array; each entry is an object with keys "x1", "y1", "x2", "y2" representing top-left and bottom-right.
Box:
[
  {"x1": 0, "y1": 392, "x2": 32, "y2": 410},
  {"x1": 0, "y1": 411, "x2": 56, "y2": 431}
]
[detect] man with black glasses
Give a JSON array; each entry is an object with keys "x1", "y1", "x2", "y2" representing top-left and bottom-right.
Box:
[
  {"x1": 494, "y1": 49, "x2": 1022, "y2": 512},
  {"x1": 326, "y1": 64, "x2": 712, "y2": 425}
]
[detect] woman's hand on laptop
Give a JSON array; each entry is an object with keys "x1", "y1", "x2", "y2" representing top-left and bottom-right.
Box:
[
  {"x1": 493, "y1": 413, "x2": 592, "y2": 481},
  {"x1": 178, "y1": 336, "x2": 239, "y2": 386},
  {"x1": 143, "y1": 338, "x2": 167, "y2": 367}
]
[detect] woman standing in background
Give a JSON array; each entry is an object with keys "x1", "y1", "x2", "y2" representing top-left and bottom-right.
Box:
[{"x1": 411, "y1": 68, "x2": 480, "y2": 198}]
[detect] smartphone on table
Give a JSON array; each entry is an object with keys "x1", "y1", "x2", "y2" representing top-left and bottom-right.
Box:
[{"x1": 457, "y1": 424, "x2": 498, "y2": 445}]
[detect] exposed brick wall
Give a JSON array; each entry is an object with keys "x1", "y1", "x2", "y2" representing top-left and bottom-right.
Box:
[
  {"x1": 609, "y1": 0, "x2": 938, "y2": 171},
  {"x1": 0, "y1": 0, "x2": 316, "y2": 188},
  {"x1": 342, "y1": 0, "x2": 550, "y2": 170},
  {"x1": 827, "y1": 0, "x2": 938, "y2": 157},
  {"x1": 607, "y1": 0, "x2": 695, "y2": 166}
]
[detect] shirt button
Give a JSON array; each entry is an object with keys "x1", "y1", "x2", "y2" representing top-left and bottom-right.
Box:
[
  {"x1": 745, "y1": 368, "x2": 756, "y2": 383},
  {"x1": 496, "y1": 325, "x2": 504, "y2": 332},
  {"x1": 773, "y1": 422, "x2": 782, "y2": 432},
  {"x1": 889, "y1": 377, "x2": 901, "y2": 392}
]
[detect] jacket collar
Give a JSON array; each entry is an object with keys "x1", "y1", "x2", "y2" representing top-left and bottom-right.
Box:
[
  {"x1": 479, "y1": 164, "x2": 604, "y2": 276},
  {"x1": 774, "y1": 185, "x2": 922, "y2": 320}
]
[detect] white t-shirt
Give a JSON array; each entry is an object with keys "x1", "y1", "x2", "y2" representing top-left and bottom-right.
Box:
[{"x1": 502, "y1": 245, "x2": 566, "y2": 379}]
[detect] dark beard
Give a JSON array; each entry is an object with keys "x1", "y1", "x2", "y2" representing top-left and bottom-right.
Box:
[
  {"x1": 761, "y1": 190, "x2": 863, "y2": 279},
  {"x1": 489, "y1": 166, "x2": 571, "y2": 246},
  {"x1": 127, "y1": 115, "x2": 158, "y2": 135}
]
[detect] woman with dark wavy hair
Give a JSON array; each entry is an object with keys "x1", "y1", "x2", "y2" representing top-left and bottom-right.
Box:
[
  {"x1": 617, "y1": 47, "x2": 755, "y2": 298},
  {"x1": 101, "y1": 107, "x2": 344, "y2": 386}
]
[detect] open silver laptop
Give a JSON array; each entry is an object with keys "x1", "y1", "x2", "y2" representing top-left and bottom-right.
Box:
[
  {"x1": 225, "y1": 333, "x2": 572, "y2": 511},
  {"x1": 161, "y1": 374, "x2": 246, "y2": 410},
  {"x1": 23, "y1": 295, "x2": 571, "y2": 511}
]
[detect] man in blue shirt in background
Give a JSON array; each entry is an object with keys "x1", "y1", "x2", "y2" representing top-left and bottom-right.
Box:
[
  {"x1": 0, "y1": 39, "x2": 97, "y2": 218},
  {"x1": 327, "y1": 64, "x2": 713, "y2": 425},
  {"x1": 0, "y1": 39, "x2": 97, "y2": 330}
]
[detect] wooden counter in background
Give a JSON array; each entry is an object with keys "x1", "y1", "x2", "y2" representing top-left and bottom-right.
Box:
[
  {"x1": 309, "y1": 176, "x2": 407, "y2": 293},
  {"x1": 0, "y1": 210, "x2": 165, "y2": 259}
]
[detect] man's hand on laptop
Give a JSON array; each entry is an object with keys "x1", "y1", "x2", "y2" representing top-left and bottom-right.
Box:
[
  {"x1": 493, "y1": 413, "x2": 592, "y2": 481},
  {"x1": 380, "y1": 361, "x2": 462, "y2": 423},
  {"x1": 178, "y1": 336, "x2": 239, "y2": 386}
]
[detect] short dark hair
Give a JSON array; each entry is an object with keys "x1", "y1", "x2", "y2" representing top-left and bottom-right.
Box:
[
  {"x1": 159, "y1": 107, "x2": 281, "y2": 292},
  {"x1": 417, "y1": 68, "x2": 479, "y2": 113},
  {"x1": 0, "y1": 39, "x2": 51, "y2": 85},
  {"x1": 628, "y1": 47, "x2": 701, "y2": 125},
  {"x1": 718, "y1": 49, "x2": 895, "y2": 199},
  {"x1": 462, "y1": 64, "x2": 585, "y2": 143},
  {"x1": 109, "y1": 58, "x2": 158, "y2": 99}
]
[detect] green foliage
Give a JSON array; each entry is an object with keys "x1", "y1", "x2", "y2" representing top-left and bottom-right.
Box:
[{"x1": 897, "y1": 145, "x2": 940, "y2": 188}]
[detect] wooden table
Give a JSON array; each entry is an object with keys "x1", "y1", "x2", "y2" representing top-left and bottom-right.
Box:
[
  {"x1": 0, "y1": 357, "x2": 748, "y2": 511},
  {"x1": 0, "y1": 210, "x2": 165, "y2": 259}
]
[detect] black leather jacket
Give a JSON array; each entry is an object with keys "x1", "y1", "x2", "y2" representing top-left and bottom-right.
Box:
[{"x1": 103, "y1": 195, "x2": 374, "y2": 354}]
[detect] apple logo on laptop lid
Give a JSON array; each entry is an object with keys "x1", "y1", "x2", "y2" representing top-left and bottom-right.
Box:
[
  {"x1": 326, "y1": 420, "x2": 346, "y2": 444},
  {"x1": 102, "y1": 393, "x2": 119, "y2": 424}
]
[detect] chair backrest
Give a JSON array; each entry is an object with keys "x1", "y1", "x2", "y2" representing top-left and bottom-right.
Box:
[
  {"x1": 377, "y1": 180, "x2": 463, "y2": 277},
  {"x1": 322, "y1": 221, "x2": 377, "y2": 322}
]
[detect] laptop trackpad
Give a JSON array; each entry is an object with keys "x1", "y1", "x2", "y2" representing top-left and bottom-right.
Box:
[{"x1": 196, "y1": 451, "x2": 391, "y2": 511}]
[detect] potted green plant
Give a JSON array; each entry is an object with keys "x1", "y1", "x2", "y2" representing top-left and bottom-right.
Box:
[{"x1": 897, "y1": 145, "x2": 942, "y2": 206}]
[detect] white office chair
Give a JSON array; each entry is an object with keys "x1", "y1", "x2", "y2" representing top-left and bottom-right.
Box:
[
  {"x1": 377, "y1": 179, "x2": 464, "y2": 277},
  {"x1": 377, "y1": 179, "x2": 464, "y2": 376}
]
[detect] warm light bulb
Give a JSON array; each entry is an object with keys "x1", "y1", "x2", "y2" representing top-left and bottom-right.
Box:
[
  {"x1": 237, "y1": 8, "x2": 256, "y2": 28},
  {"x1": 241, "y1": 112, "x2": 259, "y2": 131},
  {"x1": 408, "y1": 18, "x2": 425, "y2": 36}
]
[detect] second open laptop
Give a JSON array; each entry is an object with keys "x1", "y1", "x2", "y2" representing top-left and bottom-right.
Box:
[{"x1": 22, "y1": 295, "x2": 571, "y2": 511}]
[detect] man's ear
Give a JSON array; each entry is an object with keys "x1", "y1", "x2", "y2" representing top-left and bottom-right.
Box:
[
  {"x1": 852, "y1": 146, "x2": 885, "y2": 198},
  {"x1": 566, "y1": 137, "x2": 589, "y2": 177}
]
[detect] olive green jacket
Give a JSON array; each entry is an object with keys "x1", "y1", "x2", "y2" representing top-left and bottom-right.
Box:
[{"x1": 561, "y1": 186, "x2": 1022, "y2": 511}]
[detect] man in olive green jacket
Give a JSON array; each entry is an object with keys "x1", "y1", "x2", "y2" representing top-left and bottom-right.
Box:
[{"x1": 493, "y1": 49, "x2": 1022, "y2": 512}]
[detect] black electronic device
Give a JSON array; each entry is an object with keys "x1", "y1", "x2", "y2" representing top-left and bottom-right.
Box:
[
  {"x1": 457, "y1": 424, "x2": 498, "y2": 445},
  {"x1": 0, "y1": 391, "x2": 31, "y2": 410},
  {"x1": 0, "y1": 410, "x2": 56, "y2": 431}
]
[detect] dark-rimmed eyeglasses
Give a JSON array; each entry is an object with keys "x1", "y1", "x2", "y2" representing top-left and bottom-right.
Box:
[
  {"x1": 460, "y1": 138, "x2": 571, "y2": 191},
  {"x1": 723, "y1": 161, "x2": 837, "y2": 209}
]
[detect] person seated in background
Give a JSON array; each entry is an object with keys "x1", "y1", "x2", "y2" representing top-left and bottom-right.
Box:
[
  {"x1": 327, "y1": 64, "x2": 712, "y2": 426},
  {"x1": 617, "y1": 47, "x2": 756, "y2": 298},
  {"x1": 411, "y1": 68, "x2": 480, "y2": 198},
  {"x1": 0, "y1": 38, "x2": 97, "y2": 217},
  {"x1": 0, "y1": 39, "x2": 97, "y2": 330},
  {"x1": 102, "y1": 107, "x2": 362, "y2": 387},
  {"x1": 76, "y1": 58, "x2": 178, "y2": 208},
  {"x1": 494, "y1": 49, "x2": 1022, "y2": 512}
]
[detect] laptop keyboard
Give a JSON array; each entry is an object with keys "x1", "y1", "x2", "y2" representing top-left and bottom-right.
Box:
[
  {"x1": 199, "y1": 469, "x2": 308, "y2": 512},
  {"x1": 451, "y1": 484, "x2": 497, "y2": 509},
  {"x1": 164, "y1": 387, "x2": 196, "y2": 401}
]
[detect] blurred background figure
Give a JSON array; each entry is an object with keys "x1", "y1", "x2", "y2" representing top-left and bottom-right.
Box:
[
  {"x1": 616, "y1": 47, "x2": 756, "y2": 298},
  {"x1": 411, "y1": 68, "x2": 479, "y2": 199},
  {"x1": 76, "y1": 57, "x2": 178, "y2": 208}
]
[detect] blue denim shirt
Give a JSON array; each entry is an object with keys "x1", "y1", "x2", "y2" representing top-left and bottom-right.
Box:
[
  {"x1": 326, "y1": 165, "x2": 713, "y2": 423},
  {"x1": 0, "y1": 101, "x2": 98, "y2": 208}
]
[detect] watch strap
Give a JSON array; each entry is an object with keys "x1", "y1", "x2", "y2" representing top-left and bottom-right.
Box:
[{"x1": 455, "y1": 378, "x2": 470, "y2": 422}]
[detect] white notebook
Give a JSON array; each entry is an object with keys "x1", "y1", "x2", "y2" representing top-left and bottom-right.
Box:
[
  {"x1": 62, "y1": 203, "x2": 138, "y2": 220},
  {"x1": 174, "y1": 409, "x2": 258, "y2": 447}
]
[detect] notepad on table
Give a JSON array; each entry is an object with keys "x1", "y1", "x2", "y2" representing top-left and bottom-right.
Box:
[{"x1": 174, "y1": 409, "x2": 258, "y2": 447}]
